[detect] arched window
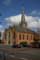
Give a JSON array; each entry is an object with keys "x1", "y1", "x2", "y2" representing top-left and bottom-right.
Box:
[
  {"x1": 0, "y1": 32, "x2": 1, "y2": 38},
  {"x1": 5, "y1": 33, "x2": 6, "y2": 40},
  {"x1": 8, "y1": 32, "x2": 10, "y2": 44},
  {"x1": 13, "y1": 32, "x2": 15, "y2": 39},
  {"x1": 27, "y1": 34, "x2": 28, "y2": 40},
  {"x1": 23, "y1": 34, "x2": 24, "y2": 40},
  {"x1": 19, "y1": 34, "x2": 21, "y2": 40},
  {"x1": 9, "y1": 32, "x2": 10, "y2": 38},
  {"x1": 31, "y1": 35, "x2": 32, "y2": 40}
]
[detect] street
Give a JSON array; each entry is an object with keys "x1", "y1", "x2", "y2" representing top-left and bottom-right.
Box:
[{"x1": 0, "y1": 48, "x2": 40, "y2": 60}]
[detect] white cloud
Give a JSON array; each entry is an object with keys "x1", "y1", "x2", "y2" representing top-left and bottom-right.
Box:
[
  {"x1": 28, "y1": 21, "x2": 37, "y2": 28},
  {"x1": 3, "y1": 0, "x2": 11, "y2": 6},
  {"x1": 0, "y1": 25, "x2": 4, "y2": 39},
  {"x1": 31, "y1": 10, "x2": 40, "y2": 15},
  {"x1": 25, "y1": 16, "x2": 39, "y2": 28},
  {"x1": 5, "y1": 14, "x2": 21, "y2": 26},
  {"x1": 0, "y1": 25, "x2": 4, "y2": 32},
  {"x1": 31, "y1": 10, "x2": 37, "y2": 15},
  {"x1": 5, "y1": 14, "x2": 40, "y2": 31},
  {"x1": 0, "y1": 25, "x2": 3, "y2": 28}
]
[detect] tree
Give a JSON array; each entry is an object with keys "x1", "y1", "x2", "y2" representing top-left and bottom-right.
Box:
[{"x1": 20, "y1": 42, "x2": 27, "y2": 47}]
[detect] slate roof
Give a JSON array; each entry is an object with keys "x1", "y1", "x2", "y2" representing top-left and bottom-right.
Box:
[{"x1": 12, "y1": 24, "x2": 35, "y2": 34}]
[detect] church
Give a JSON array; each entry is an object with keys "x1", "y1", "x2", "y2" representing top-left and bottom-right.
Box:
[{"x1": 3, "y1": 10, "x2": 38, "y2": 46}]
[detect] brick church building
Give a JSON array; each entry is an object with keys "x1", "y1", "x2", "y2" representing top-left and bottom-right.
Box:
[{"x1": 3, "y1": 10, "x2": 39, "y2": 46}]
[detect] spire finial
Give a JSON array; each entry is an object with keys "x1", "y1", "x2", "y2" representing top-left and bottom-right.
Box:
[
  {"x1": 21, "y1": 6, "x2": 25, "y2": 15},
  {"x1": 21, "y1": 6, "x2": 25, "y2": 23}
]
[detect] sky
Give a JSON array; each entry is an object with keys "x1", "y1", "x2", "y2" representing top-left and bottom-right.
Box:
[{"x1": 0, "y1": 0, "x2": 40, "y2": 32}]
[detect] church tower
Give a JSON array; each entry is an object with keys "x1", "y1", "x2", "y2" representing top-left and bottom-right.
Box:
[{"x1": 20, "y1": 8, "x2": 27, "y2": 28}]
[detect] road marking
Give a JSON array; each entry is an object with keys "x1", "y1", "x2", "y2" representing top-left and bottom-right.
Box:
[
  {"x1": 20, "y1": 58, "x2": 28, "y2": 60},
  {"x1": 9, "y1": 55, "x2": 15, "y2": 58},
  {"x1": 9, "y1": 55, "x2": 28, "y2": 60}
]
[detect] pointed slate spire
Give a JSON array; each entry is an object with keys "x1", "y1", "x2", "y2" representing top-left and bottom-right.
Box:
[
  {"x1": 21, "y1": 7, "x2": 25, "y2": 23},
  {"x1": 20, "y1": 7, "x2": 27, "y2": 28}
]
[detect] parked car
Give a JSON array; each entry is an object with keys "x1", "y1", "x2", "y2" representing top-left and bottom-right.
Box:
[
  {"x1": 12, "y1": 44, "x2": 21, "y2": 48},
  {"x1": 12, "y1": 45, "x2": 16, "y2": 48},
  {"x1": 16, "y1": 44, "x2": 21, "y2": 48}
]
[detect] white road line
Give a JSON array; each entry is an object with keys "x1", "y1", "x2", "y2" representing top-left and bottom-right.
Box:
[
  {"x1": 20, "y1": 58, "x2": 24, "y2": 59},
  {"x1": 9, "y1": 55, "x2": 15, "y2": 58},
  {"x1": 20, "y1": 58, "x2": 28, "y2": 60},
  {"x1": 9, "y1": 55, "x2": 28, "y2": 60}
]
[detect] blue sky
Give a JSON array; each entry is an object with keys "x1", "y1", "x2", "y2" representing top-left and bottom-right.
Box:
[
  {"x1": 0, "y1": 0, "x2": 40, "y2": 17},
  {"x1": 0, "y1": 0, "x2": 40, "y2": 32}
]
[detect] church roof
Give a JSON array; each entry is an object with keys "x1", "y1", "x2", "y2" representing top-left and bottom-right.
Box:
[{"x1": 13, "y1": 25, "x2": 35, "y2": 33}]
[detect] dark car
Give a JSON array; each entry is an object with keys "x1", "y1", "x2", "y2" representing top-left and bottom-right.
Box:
[
  {"x1": 16, "y1": 44, "x2": 21, "y2": 48},
  {"x1": 12, "y1": 45, "x2": 16, "y2": 48},
  {"x1": 12, "y1": 44, "x2": 21, "y2": 48}
]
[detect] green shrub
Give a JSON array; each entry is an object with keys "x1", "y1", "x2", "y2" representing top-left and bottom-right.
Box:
[{"x1": 20, "y1": 42, "x2": 27, "y2": 47}]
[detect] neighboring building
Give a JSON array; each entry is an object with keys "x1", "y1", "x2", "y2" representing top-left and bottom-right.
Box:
[
  {"x1": 3, "y1": 10, "x2": 39, "y2": 45},
  {"x1": 0, "y1": 32, "x2": 1, "y2": 40},
  {"x1": 0, "y1": 32, "x2": 2, "y2": 44}
]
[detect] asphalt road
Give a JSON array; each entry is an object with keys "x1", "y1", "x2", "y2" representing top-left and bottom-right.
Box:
[{"x1": 0, "y1": 48, "x2": 40, "y2": 60}]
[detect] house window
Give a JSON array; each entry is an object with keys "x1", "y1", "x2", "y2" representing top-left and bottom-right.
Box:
[
  {"x1": 8, "y1": 39, "x2": 10, "y2": 44},
  {"x1": 29, "y1": 34, "x2": 31, "y2": 40},
  {"x1": 0, "y1": 32, "x2": 1, "y2": 38},
  {"x1": 8, "y1": 32, "x2": 10, "y2": 44},
  {"x1": 13, "y1": 32, "x2": 15, "y2": 39},
  {"x1": 5, "y1": 33, "x2": 6, "y2": 40},
  {"x1": 19, "y1": 34, "x2": 21, "y2": 40},
  {"x1": 27, "y1": 35, "x2": 28, "y2": 40},
  {"x1": 9, "y1": 32, "x2": 10, "y2": 38},
  {"x1": 31, "y1": 35, "x2": 32, "y2": 40},
  {"x1": 23, "y1": 34, "x2": 24, "y2": 40}
]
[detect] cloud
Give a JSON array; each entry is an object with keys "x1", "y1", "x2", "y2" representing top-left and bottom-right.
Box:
[
  {"x1": 31, "y1": 10, "x2": 37, "y2": 15},
  {"x1": 31, "y1": 10, "x2": 40, "y2": 16},
  {"x1": 5, "y1": 14, "x2": 21, "y2": 26},
  {"x1": 28, "y1": 21, "x2": 37, "y2": 28},
  {"x1": 25, "y1": 16, "x2": 40, "y2": 28},
  {"x1": 0, "y1": 25, "x2": 4, "y2": 39},
  {"x1": 3, "y1": 0, "x2": 11, "y2": 6},
  {"x1": 5, "y1": 14, "x2": 40, "y2": 31},
  {"x1": 0, "y1": 25, "x2": 4, "y2": 32},
  {"x1": 0, "y1": 25, "x2": 3, "y2": 28}
]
